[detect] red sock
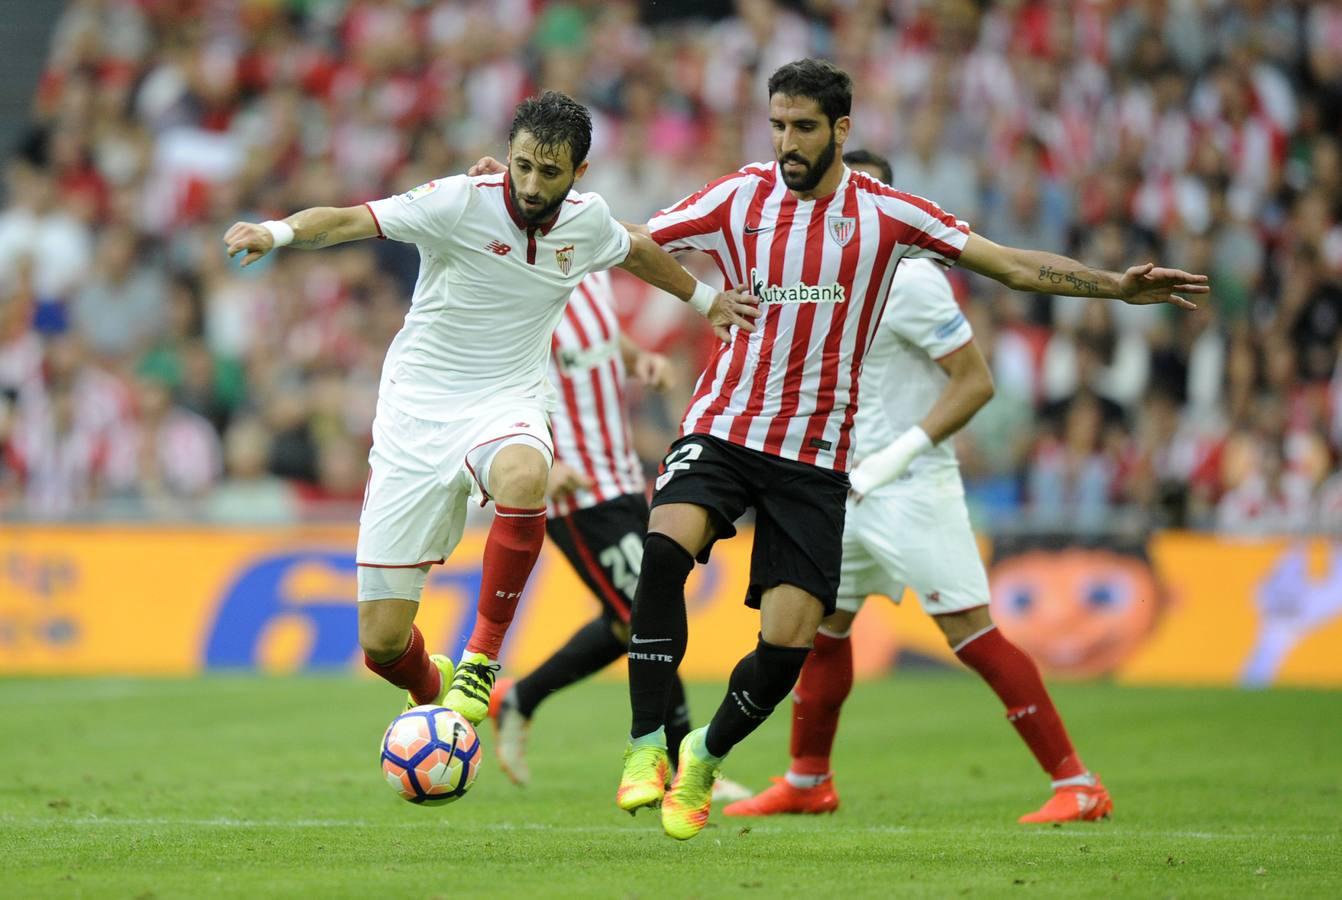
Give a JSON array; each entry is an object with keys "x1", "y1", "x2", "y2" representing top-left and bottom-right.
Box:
[
  {"x1": 789, "y1": 631, "x2": 854, "y2": 776},
  {"x1": 363, "y1": 625, "x2": 441, "y2": 705},
  {"x1": 955, "y1": 625, "x2": 1086, "y2": 781},
  {"x1": 465, "y1": 505, "x2": 546, "y2": 659}
]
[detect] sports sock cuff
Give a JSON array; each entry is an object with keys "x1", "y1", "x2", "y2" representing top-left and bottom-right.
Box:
[
  {"x1": 951, "y1": 622, "x2": 998, "y2": 655},
  {"x1": 817, "y1": 623, "x2": 852, "y2": 640},
  {"x1": 689, "y1": 728, "x2": 724, "y2": 765},
  {"x1": 494, "y1": 505, "x2": 546, "y2": 517},
  {"x1": 631, "y1": 726, "x2": 667, "y2": 748}
]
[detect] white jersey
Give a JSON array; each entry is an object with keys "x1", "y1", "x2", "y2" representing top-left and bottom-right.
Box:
[
  {"x1": 852, "y1": 257, "x2": 974, "y2": 484},
  {"x1": 547, "y1": 271, "x2": 645, "y2": 518},
  {"x1": 364, "y1": 173, "x2": 632, "y2": 423}
]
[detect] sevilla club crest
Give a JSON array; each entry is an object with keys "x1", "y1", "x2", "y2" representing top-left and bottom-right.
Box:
[
  {"x1": 555, "y1": 244, "x2": 575, "y2": 276},
  {"x1": 827, "y1": 215, "x2": 856, "y2": 248}
]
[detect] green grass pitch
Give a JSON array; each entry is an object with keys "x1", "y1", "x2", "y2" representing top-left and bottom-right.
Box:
[{"x1": 2, "y1": 673, "x2": 1339, "y2": 898}]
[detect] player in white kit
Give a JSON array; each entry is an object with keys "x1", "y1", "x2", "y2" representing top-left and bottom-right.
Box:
[
  {"x1": 722, "y1": 151, "x2": 1111, "y2": 824},
  {"x1": 224, "y1": 92, "x2": 758, "y2": 726}
]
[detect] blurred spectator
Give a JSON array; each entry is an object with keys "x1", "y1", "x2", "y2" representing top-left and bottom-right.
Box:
[
  {"x1": 206, "y1": 418, "x2": 298, "y2": 524},
  {"x1": 0, "y1": 0, "x2": 1337, "y2": 532}
]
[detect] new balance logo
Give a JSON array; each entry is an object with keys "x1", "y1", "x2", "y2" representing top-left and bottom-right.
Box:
[
  {"x1": 630, "y1": 635, "x2": 671, "y2": 644},
  {"x1": 486, "y1": 240, "x2": 512, "y2": 256}
]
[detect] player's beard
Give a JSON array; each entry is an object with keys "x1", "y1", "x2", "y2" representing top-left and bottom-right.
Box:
[
  {"x1": 510, "y1": 178, "x2": 572, "y2": 226},
  {"x1": 778, "y1": 135, "x2": 838, "y2": 193}
]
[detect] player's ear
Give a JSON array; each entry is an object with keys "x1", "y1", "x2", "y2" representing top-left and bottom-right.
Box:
[
  {"x1": 834, "y1": 115, "x2": 851, "y2": 147},
  {"x1": 573, "y1": 159, "x2": 589, "y2": 182}
]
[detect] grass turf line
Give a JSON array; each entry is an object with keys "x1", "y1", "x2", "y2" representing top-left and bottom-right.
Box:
[{"x1": 2, "y1": 675, "x2": 1339, "y2": 898}]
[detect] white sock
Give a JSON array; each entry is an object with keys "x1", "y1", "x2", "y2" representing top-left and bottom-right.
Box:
[
  {"x1": 630, "y1": 726, "x2": 666, "y2": 749},
  {"x1": 1051, "y1": 772, "x2": 1097, "y2": 790},
  {"x1": 785, "y1": 770, "x2": 831, "y2": 789}
]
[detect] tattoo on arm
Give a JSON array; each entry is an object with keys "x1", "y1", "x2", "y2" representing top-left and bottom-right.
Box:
[
  {"x1": 291, "y1": 231, "x2": 329, "y2": 250},
  {"x1": 1037, "y1": 265, "x2": 1099, "y2": 295}
]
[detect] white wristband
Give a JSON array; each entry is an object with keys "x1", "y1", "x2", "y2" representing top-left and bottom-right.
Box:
[
  {"x1": 847, "y1": 426, "x2": 933, "y2": 496},
  {"x1": 261, "y1": 219, "x2": 295, "y2": 248},
  {"x1": 688, "y1": 280, "x2": 716, "y2": 316}
]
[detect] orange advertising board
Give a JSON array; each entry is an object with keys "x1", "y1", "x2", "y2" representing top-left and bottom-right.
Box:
[{"x1": 1, "y1": 526, "x2": 1339, "y2": 687}]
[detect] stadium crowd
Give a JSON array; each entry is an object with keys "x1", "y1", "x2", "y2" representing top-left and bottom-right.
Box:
[{"x1": 0, "y1": 0, "x2": 1339, "y2": 533}]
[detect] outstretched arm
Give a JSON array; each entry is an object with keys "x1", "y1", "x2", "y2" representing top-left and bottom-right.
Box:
[
  {"x1": 617, "y1": 227, "x2": 760, "y2": 341},
  {"x1": 224, "y1": 206, "x2": 380, "y2": 267},
  {"x1": 849, "y1": 340, "x2": 995, "y2": 499},
  {"x1": 957, "y1": 233, "x2": 1209, "y2": 309}
]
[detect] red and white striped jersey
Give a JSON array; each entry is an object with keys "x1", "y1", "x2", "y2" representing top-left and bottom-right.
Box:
[
  {"x1": 648, "y1": 161, "x2": 971, "y2": 471},
  {"x1": 547, "y1": 270, "x2": 645, "y2": 517}
]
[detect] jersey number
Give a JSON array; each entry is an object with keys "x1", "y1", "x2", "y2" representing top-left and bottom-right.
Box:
[
  {"x1": 599, "y1": 533, "x2": 645, "y2": 600},
  {"x1": 656, "y1": 443, "x2": 703, "y2": 490}
]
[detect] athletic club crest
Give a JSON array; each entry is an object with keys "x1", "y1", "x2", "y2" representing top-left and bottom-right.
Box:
[
  {"x1": 555, "y1": 244, "x2": 575, "y2": 276},
  {"x1": 827, "y1": 215, "x2": 856, "y2": 248}
]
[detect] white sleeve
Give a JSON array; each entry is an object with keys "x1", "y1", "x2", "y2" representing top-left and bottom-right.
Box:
[
  {"x1": 884, "y1": 262, "x2": 974, "y2": 360},
  {"x1": 647, "y1": 170, "x2": 750, "y2": 255},
  {"x1": 875, "y1": 189, "x2": 971, "y2": 264},
  {"x1": 580, "y1": 194, "x2": 632, "y2": 272},
  {"x1": 364, "y1": 175, "x2": 471, "y2": 248}
]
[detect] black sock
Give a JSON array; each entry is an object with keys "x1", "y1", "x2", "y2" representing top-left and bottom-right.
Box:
[
  {"x1": 627, "y1": 533, "x2": 694, "y2": 738},
  {"x1": 705, "y1": 637, "x2": 810, "y2": 758},
  {"x1": 513, "y1": 615, "x2": 626, "y2": 719},
  {"x1": 665, "y1": 675, "x2": 692, "y2": 769}
]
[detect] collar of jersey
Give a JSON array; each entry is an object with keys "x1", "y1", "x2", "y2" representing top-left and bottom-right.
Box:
[{"x1": 502, "y1": 172, "x2": 561, "y2": 236}]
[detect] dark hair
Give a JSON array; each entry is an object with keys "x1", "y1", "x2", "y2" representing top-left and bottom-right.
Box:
[
  {"x1": 767, "y1": 59, "x2": 853, "y2": 125},
  {"x1": 508, "y1": 91, "x2": 593, "y2": 168},
  {"x1": 843, "y1": 149, "x2": 892, "y2": 184}
]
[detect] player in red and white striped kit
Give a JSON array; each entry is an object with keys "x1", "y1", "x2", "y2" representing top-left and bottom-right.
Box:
[
  {"x1": 486, "y1": 271, "x2": 752, "y2": 800},
  {"x1": 613, "y1": 59, "x2": 1208, "y2": 840}
]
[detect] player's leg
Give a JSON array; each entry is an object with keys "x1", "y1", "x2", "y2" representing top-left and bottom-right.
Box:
[
  {"x1": 936, "y1": 605, "x2": 1112, "y2": 822},
  {"x1": 449, "y1": 437, "x2": 551, "y2": 724},
  {"x1": 723, "y1": 604, "x2": 854, "y2": 817},
  {"x1": 619, "y1": 436, "x2": 750, "y2": 816},
  {"x1": 661, "y1": 448, "x2": 846, "y2": 839},
  {"x1": 617, "y1": 501, "x2": 714, "y2": 814},
  {"x1": 909, "y1": 487, "x2": 1111, "y2": 822},
  {"x1": 358, "y1": 580, "x2": 453, "y2": 710},
  {"x1": 662, "y1": 583, "x2": 821, "y2": 839},
  {"x1": 355, "y1": 406, "x2": 460, "y2": 710}
]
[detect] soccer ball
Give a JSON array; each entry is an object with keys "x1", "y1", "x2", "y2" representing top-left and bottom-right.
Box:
[{"x1": 380, "y1": 705, "x2": 482, "y2": 805}]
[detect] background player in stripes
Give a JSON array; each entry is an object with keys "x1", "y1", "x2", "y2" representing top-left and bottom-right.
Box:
[
  {"x1": 486, "y1": 270, "x2": 749, "y2": 801},
  {"x1": 224, "y1": 92, "x2": 760, "y2": 732},
  {"x1": 615, "y1": 59, "x2": 1206, "y2": 841},
  {"x1": 722, "y1": 150, "x2": 1111, "y2": 825}
]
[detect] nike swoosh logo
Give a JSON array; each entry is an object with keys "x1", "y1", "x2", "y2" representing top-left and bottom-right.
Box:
[
  {"x1": 744, "y1": 224, "x2": 773, "y2": 235},
  {"x1": 630, "y1": 635, "x2": 672, "y2": 644}
]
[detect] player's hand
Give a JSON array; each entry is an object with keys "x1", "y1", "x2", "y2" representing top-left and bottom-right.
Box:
[
  {"x1": 632, "y1": 351, "x2": 673, "y2": 391},
  {"x1": 468, "y1": 156, "x2": 507, "y2": 177},
  {"x1": 223, "y1": 222, "x2": 276, "y2": 268},
  {"x1": 708, "y1": 289, "x2": 761, "y2": 342},
  {"x1": 546, "y1": 460, "x2": 593, "y2": 500},
  {"x1": 1118, "y1": 263, "x2": 1210, "y2": 310}
]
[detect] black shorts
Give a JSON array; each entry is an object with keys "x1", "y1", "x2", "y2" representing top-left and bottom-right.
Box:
[
  {"x1": 650, "y1": 434, "x2": 849, "y2": 616},
  {"x1": 546, "y1": 492, "x2": 650, "y2": 624}
]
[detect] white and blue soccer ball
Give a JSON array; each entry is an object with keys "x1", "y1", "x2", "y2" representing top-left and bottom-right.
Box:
[{"x1": 381, "y1": 706, "x2": 482, "y2": 805}]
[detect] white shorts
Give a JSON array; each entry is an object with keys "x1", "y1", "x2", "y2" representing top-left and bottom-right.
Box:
[
  {"x1": 836, "y1": 480, "x2": 988, "y2": 617},
  {"x1": 356, "y1": 400, "x2": 553, "y2": 570}
]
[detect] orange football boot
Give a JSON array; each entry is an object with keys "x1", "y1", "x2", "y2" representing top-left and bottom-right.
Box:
[
  {"x1": 1018, "y1": 777, "x2": 1113, "y2": 823},
  {"x1": 721, "y1": 776, "x2": 840, "y2": 816}
]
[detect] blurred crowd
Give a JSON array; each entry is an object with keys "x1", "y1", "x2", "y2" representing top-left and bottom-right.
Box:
[{"x1": 0, "y1": 0, "x2": 1340, "y2": 533}]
